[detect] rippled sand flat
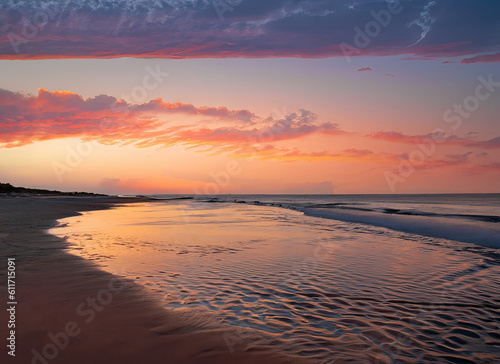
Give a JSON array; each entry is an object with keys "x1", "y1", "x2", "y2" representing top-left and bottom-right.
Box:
[{"x1": 51, "y1": 201, "x2": 500, "y2": 363}]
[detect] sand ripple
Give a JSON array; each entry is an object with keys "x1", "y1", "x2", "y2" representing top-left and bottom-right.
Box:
[{"x1": 51, "y1": 202, "x2": 500, "y2": 363}]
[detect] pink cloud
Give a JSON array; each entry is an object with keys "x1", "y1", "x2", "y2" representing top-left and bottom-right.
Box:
[
  {"x1": 369, "y1": 131, "x2": 500, "y2": 149},
  {"x1": 0, "y1": 88, "x2": 352, "y2": 162},
  {"x1": 230, "y1": 146, "x2": 392, "y2": 163},
  {"x1": 470, "y1": 162, "x2": 500, "y2": 171},
  {"x1": 0, "y1": 88, "x2": 261, "y2": 148},
  {"x1": 461, "y1": 53, "x2": 500, "y2": 64},
  {"x1": 394, "y1": 152, "x2": 473, "y2": 171}
]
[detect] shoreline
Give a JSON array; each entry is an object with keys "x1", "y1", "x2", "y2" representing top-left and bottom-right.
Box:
[{"x1": 0, "y1": 196, "x2": 311, "y2": 364}]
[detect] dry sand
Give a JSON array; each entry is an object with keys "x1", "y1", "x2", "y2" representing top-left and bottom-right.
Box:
[{"x1": 0, "y1": 196, "x2": 313, "y2": 364}]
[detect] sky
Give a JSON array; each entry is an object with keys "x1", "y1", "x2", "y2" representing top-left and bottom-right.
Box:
[{"x1": 0, "y1": 0, "x2": 499, "y2": 194}]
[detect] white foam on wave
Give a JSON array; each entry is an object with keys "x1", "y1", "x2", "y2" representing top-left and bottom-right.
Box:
[{"x1": 299, "y1": 207, "x2": 500, "y2": 249}]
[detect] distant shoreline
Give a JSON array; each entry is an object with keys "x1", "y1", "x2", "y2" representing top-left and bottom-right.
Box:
[
  {"x1": 0, "y1": 182, "x2": 107, "y2": 197},
  {"x1": 2, "y1": 183, "x2": 498, "y2": 197}
]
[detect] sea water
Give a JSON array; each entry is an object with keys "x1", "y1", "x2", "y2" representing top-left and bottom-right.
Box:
[{"x1": 50, "y1": 194, "x2": 500, "y2": 363}]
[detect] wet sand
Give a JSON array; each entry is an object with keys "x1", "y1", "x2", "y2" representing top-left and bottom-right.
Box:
[
  {"x1": 0, "y1": 196, "x2": 311, "y2": 364},
  {"x1": 49, "y1": 200, "x2": 500, "y2": 363}
]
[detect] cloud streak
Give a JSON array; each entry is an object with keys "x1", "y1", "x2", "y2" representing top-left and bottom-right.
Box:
[
  {"x1": 0, "y1": 88, "x2": 256, "y2": 147},
  {"x1": 0, "y1": 88, "x2": 348, "y2": 161},
  {"x1": 228, "y1": 146, "x2": 394, "y2": 163},
  {"x1": 1, "y1": 88, "x2": 497, "y2": 167},
  {"x1": 369, "y1": 131, "x2": 500, "y2": 149},
  {"x1": 461, "y1": 53, "x2": 500, "y2": 64},
  {"x1": 393, "y1": 151, "x2": 480, "y2": 171},
  {"x1": 407, "y1": 0, "x2": 436, "y2": 45},
  {"x1": 0, "y1": 0, "x2": 498, "y2": 62}
]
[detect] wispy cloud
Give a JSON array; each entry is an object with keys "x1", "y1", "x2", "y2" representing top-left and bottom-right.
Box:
[
  {"x1": 2, "y1": 88, "x2": 497, "y2": 167},
  {"x1": 461, "y1": 52, "x2": 500, "y2": 64},
  {"x1": 369, "y1": 131, "x2": 500, "y2": 149},
  {"x1": 0, "y1": 88, "x2": 348, "y2": 161},
  {"x1": 229, "y1": 146, "x2": 393, "y2": 163},
  {"x1": 0, "y1": 88, "x2": 257, "y2": 147},
  {"x1": 0, "y1": 1, "x2": 498, "y2": 62},
  {"x1": 469, "y1": 162, "x2": 500, "y2": 172},
  {"x1": 395, "y1": 151, "x2": 473, "y2": 171},
  {"x1": 407, "y1": 0, "x2": 437, "y2": 45}
]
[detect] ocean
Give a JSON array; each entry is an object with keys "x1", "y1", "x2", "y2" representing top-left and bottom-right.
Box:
[{"x1": 50, "y1": 194, "x2": 500, "y2": 363}]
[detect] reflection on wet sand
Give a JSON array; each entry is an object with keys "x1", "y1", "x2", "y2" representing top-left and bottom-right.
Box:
[{"x1": 51, "y1": 201, "x2": 500, "y2": 363}]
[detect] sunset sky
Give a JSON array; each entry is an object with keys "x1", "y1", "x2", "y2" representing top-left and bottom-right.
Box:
[{"x1": 1, "y1": 0, "x2": 499, "y2": 194}]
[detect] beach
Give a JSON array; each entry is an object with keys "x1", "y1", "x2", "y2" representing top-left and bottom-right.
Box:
[
  {"x1": 0, "y1": 196, "x2": 309, "y2": 364},
  {"x1": 34, "y1": 194, "x2": 500, "y2": 363},
  {"x1": 2, "y1": 1, "x2": 499, "y2": 363}
]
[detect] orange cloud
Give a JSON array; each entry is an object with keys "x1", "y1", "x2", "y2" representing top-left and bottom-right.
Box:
[
  {"x1": 0, "y1": 88, "x2": 355, "y2": 162},
  {"x1": 369, "y1": 131, "x2": 500, "y2": 149},
  {"x1": 227, "y1": 145, "x2": 396, "y2": 164},
  {"x1": 0, "y1": 88, "x2": 258, "y2": 148},
  {"x1": 3, "y1": 88, "x2": 499, "y2": 169}
]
